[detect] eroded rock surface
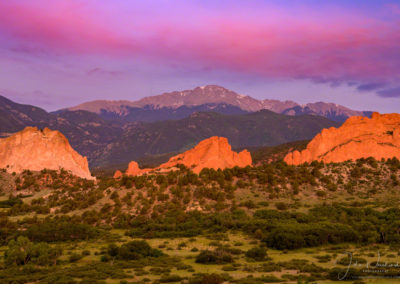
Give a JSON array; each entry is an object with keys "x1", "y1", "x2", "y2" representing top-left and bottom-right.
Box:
[
  {"x1": 159, "y1": 136, "x2": 252, "y2": 173},
  {"x1": 115, "y1": 136, "x2": 252, "y2": 177},
  {"x1": 0, "y1": 127, "x2": 93, "y2": 180},
  {"x1": 284, "y1": 112, "x2": 400, "y2": 165}
]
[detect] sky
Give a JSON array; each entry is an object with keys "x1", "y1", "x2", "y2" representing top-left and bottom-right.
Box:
[{"x1": 0, "y1": 0, "x2": 399, "y2": 112}]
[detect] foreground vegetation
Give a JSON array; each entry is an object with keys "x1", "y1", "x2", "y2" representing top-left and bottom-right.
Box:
[{"x1": 0, "y1": 157, "x2": 399, "y2": 283}]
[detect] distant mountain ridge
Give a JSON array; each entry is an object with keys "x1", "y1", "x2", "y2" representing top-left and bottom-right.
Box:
[
  {"x1": 62, "y1": 85, "x2": 372, "y2": 122},
  {"x1": 0, "y1": 95, "x2": 50, "y2": 135},
  {"x1": 97, "y1": 103, "x2": 248, "y2": 122},
  {"x1": 0, "y1": 95, "x2": 339, "y2": 168},
  {"x1": 282, "y1": 102, "x2": 373, "y2": 123}
]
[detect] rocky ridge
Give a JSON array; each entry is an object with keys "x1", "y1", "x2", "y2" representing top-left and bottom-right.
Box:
[{"x1": 284, "y1": 112, "x2": 400, "y2": 165}]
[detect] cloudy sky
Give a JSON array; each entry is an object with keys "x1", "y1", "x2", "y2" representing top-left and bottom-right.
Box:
[{"x1": 0, "y1": 0, "x2": 399, "y2": 112}]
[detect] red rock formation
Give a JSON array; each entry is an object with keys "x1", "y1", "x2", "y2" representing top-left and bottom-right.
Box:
[
  {"x1": 115, "y1": 136, "x2": 252, "y2": 177},
  {"x1": 113, "y1": 170, "x2": 123, "y2": 179},
  {"x1": 113, "y1": 161, "x2": 151, "y2": 178},
  {"x1": 126, "y1": 161, "x2": 151, "y2": 176},
  {"x1": 284, "y1": 112, "x2": 400, "y2": 165},
  {"x1": 0, "y1": 127, "x2": 94, "y2": 179},
  {"x1": 159, "y1": 136, "x2": 252, "y2": 173}
]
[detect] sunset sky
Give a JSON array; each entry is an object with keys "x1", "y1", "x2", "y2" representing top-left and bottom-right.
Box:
[{"x1": 0, "y1": 0, "x2": 399, "y2": 112}]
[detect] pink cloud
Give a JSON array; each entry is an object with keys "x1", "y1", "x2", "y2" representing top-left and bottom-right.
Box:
[
  {"x1": 0, "y1": 1, "x2": 138, "y2": 54},
  {"x1": 0, "y1": 0, "x2": 399, "y2": 86}
]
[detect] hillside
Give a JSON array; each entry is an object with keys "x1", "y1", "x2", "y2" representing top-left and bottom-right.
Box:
[
  {"x1": 96, "y1": 110, "x2": 339, "y2": 168},
  {"x1": 0, "y1": 95, "x2": 50, "y2": 135},
  {"x1": 248, "y1": 140, "x2": 310, "y2": 165},
  {"x1": 66, "y1": 102, "x2": 249, "y2": 122},
  {"x1": 0, "y1": 157, "x2": 399, "y2": 282}
]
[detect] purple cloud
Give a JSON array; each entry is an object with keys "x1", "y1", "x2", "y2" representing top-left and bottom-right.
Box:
[
  {"x1": 87, "y1": 67, "x2": 123, "y2": 77},
  {"x1": 0, "y1": 1, "x2": 399, "y2": 112},
  {"x1": 377, "y1": 87, "x2": 400, "y2": 98},
  {"x1": 0, "y1": 0, "x2": 399, "y2": 86},
  {"x1": 357, "y1": 82, "x2": 386, "y2": 92}
]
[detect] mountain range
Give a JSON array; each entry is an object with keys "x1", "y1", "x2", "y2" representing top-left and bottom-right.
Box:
[
  {"x1": 1, "y1": 85, "x2": 366, "y2": 168},
  {"x1": 62, "y1": 85, "x2": 372, "y2": 123}
]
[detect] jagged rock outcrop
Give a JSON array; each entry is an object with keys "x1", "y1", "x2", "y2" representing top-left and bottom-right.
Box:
[
  {"x1": 114, "y1": 136, "x2": 252, "y2": 177},
  {"x1": 0, "y1": 127, "x2": 94, "y2": 180},
  {"x1": 113, "y1": 170, "x2": 123, "y2": 179},
  {"x1": 284, "y1": 112, "x2": 400, "y2": 165},
  {"x1": 126, "y1": 161, "x2": 151, "y2": 176},
  {"x1": 159, "y1": 136, "x2": 252, "y2": 173},
  {"x1": 113, "y1": 161, "x2": 151, "y2": 178}
]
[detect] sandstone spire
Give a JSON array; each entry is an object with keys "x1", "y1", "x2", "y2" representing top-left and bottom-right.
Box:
[
  {"x1": 126, "y1": 161, "x2": 151, "y2": 176},
  {"x1": 284, "y1": 112, "x2": 400, "y2": 165},
  {"x1": 0, "y1": 127, "x2": 94, "y2": 180},
  {"x1": 113, "y1": 161, "x2": 152, "y2": 178}
]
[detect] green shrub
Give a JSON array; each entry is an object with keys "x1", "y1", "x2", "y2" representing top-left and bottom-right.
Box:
[
  {"x1": 159, "y1": 275, "x2": 182, "y2": 283},
  {"x1": 195, "y1": 249, "x2": 233, "y2": 264},
  {"x1": 245, "y1": 247, "x2": 267, "y2": 261},
  {"x1": 4, "y1": 236, "x2": 62, "y2": 266},
  {"x1": 200, "y1": 273, "x2": 224, "y2": 284},
  {"x1": 275, "y1": 202, "x2": 288, "y2": 211},
  {"x1": 69, "y1": 253, "x2": 82, "y2": 263},
  {"x1": 107, "y1": 240, "x2": 163, "y2": 260}
]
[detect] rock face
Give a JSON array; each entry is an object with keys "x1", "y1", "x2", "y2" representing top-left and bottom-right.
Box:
[
  {"x1": 284, "y1": 112, "x2": 400, "y2": 165},
  {"x1": 159, "y1": 136, "x2": 252, "y2": 173},
  {"x1": 0, "y1": 127, "x2": 94, "y2": 180},
  {"x1": 115, "y1": 136, "x2": 252, "y2": 177}
]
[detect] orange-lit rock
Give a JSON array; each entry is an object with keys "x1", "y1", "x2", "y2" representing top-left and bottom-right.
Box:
[
  {"x1": 114, "y1": 161, "x2": 151, "y2": 177},
  {"x1": 284, "y1": 112, "x2": 400, "y2": 165},
  {"x1": 0, "y1": 127, "x2": 94, "y2": 180},
  {"x1": 113, "y1": 170, "x2": 123, "y2": 179},
  {"x1": 116, "y1": 136, "x2": 252, "y2": 177},
  {"x1": 159, "y1": 136, "x2": 252, "y2": 173},
  {"x1": 126, "y1": 161, "x2": 151, "y2": 176}
]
